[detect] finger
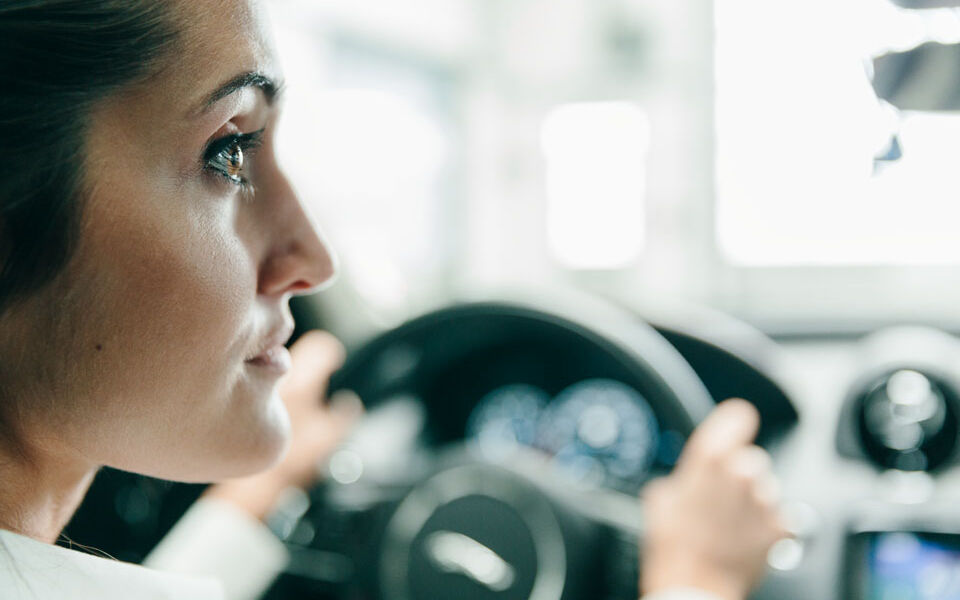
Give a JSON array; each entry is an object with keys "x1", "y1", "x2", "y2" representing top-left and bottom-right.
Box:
[
  {"x1": 283, "y1": 330, "x2": 346, "y2": 393},
  {"x1": 753, "y1": 469, "x2": 781, "y2": 509},
  {"x1": 679, "y1": 399, "x2": 761, "y2": 468},
  {"x1": 727, "y1": 445, "x2": 780, "y2": 509},
  {"x1": 728, "y1": 445, "x2": 772, "y2": 479},
  {"x1": 291, "y1": 330, "x2": 346, "y2": 373},
  {"x1": 303, "y1": 392, "x2": 364, "y2": 462},
  {"x1": 771, "y1": 513, "x2": 793, "y2": 542},
  {"x1": 328, "y1": 389, "x2": 365, "y2": 422},
  {"x1": 640, "y1": 477, "x2": 668, "y2": 503}
]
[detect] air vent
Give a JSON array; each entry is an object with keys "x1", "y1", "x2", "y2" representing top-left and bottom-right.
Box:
[{"x1": 854, "y1": 369, "x2": 959, "y2": 471}]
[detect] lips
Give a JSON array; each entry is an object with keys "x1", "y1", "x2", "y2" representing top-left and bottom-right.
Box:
[{"x1": 245, "y1": 325, "x2": 294, "y2": 374}]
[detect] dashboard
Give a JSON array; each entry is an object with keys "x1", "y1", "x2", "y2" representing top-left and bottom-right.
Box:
[
  {"x1": 755, "y1": 329, "x2": 960, "y2": 600},
  {"x1": 61, "y1": 296, "x2": 960, "y2": 600}
]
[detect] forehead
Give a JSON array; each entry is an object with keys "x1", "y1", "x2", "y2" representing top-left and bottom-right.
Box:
[{"x1": 157, "y1": 0, "x2": 279, "y2": 115}]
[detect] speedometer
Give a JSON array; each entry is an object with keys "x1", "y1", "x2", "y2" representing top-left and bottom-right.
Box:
[
  {"x1": 466, "y1": 384, "x2": 550, "y2": 458},
  {"x1": 539, "y1": 378, "x2": 660, "y2": 487}
]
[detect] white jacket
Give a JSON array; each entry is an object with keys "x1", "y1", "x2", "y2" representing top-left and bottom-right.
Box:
[{"x1": 0, "y1": 498, "x2": 720, "y2": 600}]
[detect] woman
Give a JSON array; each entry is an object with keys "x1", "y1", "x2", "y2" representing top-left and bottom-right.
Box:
[{"x1": 0, "y1": 1, "x2": 784, "y2": 599}]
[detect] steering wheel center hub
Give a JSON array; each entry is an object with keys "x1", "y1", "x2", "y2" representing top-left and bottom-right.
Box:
[{"x1": 380, "y1": 464, "x2": 568, "y2": 600}]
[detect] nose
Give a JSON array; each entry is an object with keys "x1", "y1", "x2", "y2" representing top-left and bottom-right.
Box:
[{"x1": 257, "y1": 172, "x2": 336, "y2": 298}]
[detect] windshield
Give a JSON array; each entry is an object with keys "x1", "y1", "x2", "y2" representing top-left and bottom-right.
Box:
[{"x1": 271, "y1": 0, "x2": 960, "y2": 334}]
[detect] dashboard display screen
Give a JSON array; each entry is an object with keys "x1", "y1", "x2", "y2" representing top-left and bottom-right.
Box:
[
  {"x1": 865, "y1": 532, "x2": 960, "y2": 599},
  {"x1": 465, "y1": 378, "x2": 669, "y2": 491}
]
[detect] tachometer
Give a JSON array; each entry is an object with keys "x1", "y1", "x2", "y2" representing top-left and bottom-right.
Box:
[
  {"x1": 539, "y1": 378, "x2": 660, "y2": 487},
  {"x1": 466, "y1": 384, "x2": 550, "y2": 458}
]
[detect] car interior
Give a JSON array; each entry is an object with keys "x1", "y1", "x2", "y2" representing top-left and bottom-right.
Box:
[{"x1": 62, "y1": 0, "x2": 960, "y2": 598}]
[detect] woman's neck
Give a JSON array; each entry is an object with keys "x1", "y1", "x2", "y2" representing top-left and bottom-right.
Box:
[{"x1": 0, "y1": 438, "x2": 97, "y2": 543}]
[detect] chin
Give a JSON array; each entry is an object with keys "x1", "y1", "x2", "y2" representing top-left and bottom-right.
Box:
[
  {"x1": 221, "y1": 397, "x2": 293, "y2": 478},
  {"x1": 238, "y1": 422, "x2": 292, "y2": 475},
  {"x1": 150, "y1": 392, "x2": 293, "y2": 483}
]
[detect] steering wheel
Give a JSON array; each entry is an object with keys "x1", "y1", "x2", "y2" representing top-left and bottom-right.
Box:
[{"x1": 282, "y1": 298, "x2": 715, "y2": 600}]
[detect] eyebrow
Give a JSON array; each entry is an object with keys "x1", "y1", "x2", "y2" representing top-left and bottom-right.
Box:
[{"x1": 200, "y1": 71, "x2": 283, "y2": 112}]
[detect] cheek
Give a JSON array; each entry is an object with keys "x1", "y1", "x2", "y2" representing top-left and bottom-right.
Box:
[
  {"x1": 114, "y1": 220, "x2": 251, "y2": 376},
  {"x1": 124, "y1": 230, "x2": 249, "y2": 348},
  {"x1": 66, "y1": 193, "x2": 258, "y2": 415}
]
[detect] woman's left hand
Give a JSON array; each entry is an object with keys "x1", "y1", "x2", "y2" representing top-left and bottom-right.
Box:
[{"x1": 206, "y1": 330, "x2": 362, "y2": 520}]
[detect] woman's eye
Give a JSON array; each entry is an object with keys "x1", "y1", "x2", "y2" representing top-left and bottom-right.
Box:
[
  {"x1": 203, "y1": 129, "x2": 264, "y2": 187},
  {"x1": 207, "y1": 140, "x2": 245, "y2": 185}
]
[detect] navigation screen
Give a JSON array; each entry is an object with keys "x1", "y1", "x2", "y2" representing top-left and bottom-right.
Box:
[{"x1": 867, "y1": 532, "x2": 960, "y2": 600}]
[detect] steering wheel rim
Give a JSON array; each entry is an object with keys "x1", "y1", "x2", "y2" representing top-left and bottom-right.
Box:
[
  {"x1": 316, "y1": 297, "x2": 714, "y2": 600},
  {"x1": 329, "y1": 298, "x2": 714, "y2": 430}
]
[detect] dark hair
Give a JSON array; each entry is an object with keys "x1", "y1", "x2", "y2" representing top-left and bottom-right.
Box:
[{"x1": 0, "y1": 0, "x2": 177, "y2": 311}]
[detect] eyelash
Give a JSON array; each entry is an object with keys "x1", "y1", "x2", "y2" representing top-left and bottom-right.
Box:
[{"x1": 202, "y1": 129, "x2": 265, "y2": 191}]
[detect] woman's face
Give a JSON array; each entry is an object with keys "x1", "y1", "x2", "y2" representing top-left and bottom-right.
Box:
[{"x1": 1, "y1": 0, "x2": 334, "y2": 481}]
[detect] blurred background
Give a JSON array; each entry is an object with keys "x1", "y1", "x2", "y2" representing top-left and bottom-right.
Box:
[{"x1": 270, "y1": 0, "x2": 960, "y2": 338}]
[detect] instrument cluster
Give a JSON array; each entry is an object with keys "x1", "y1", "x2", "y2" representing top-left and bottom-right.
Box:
[{"x1": 464, "y1": 378, "x2": 680, "y2": 492}]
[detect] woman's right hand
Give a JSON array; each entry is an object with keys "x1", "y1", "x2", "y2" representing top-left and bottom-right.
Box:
[{"x1": 641, "y1": 399, "x2": 786, "y2": 600}]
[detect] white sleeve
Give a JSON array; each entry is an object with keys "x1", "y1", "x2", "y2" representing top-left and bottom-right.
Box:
[
  {"x1": 143, "y1": 497, "x2": 289, "y2": 600},
  {"x1": 642, "y1": 588, "x2": 726, "y2": 600}
]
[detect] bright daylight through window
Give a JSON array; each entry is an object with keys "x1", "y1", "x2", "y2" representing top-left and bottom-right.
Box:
[
  {"x1": 542, "y1": 102, "x2": 650, "y2": 270},
  {"x1": 716, "y1": 0, "x2": 960, "y2": 266}
]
